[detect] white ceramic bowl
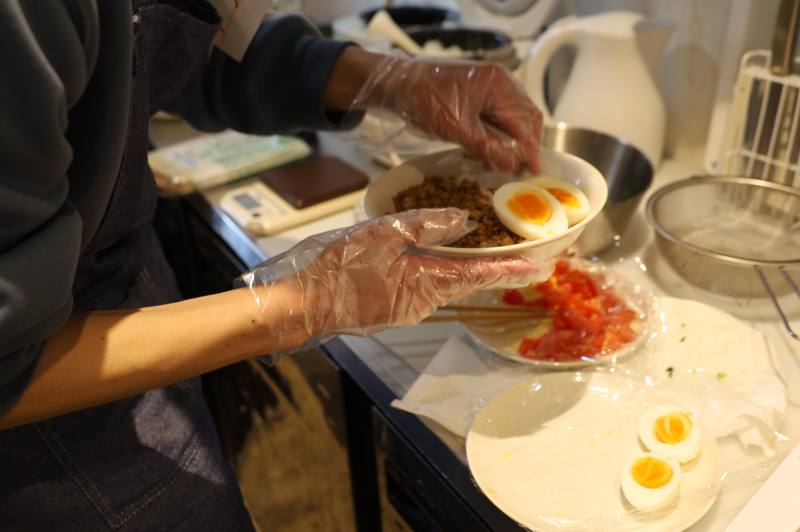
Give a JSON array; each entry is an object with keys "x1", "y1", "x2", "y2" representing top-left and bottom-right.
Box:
[{"x1": 363, "y1": 148, "x2": 608, "y2": 259}]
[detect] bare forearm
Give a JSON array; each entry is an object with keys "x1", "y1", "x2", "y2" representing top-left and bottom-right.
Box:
[
  {"x1": 0, "y1": 284, "x2": 307, "y2": 429},
  {"x1": 323, "y1": 46, "x2": 388, "y2": 112}
]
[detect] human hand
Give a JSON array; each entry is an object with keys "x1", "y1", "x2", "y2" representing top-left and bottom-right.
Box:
[
  {"x1": 356, "y1": 57, "x2": 543, "y2": 174},
  {"x1": 242, "y1": 209, "x2": 545, "y2": 355}
]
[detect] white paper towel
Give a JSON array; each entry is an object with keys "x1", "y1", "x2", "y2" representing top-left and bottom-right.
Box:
[
  {"x1": 393, "y1": 297, "x2": 788, "y2": 455},
  {"x1": 634, "y1": 298, "x2": 788, "y2": 455},
  {"x1": 393, "y1": 335, "x2": 520, "y2": 436}
]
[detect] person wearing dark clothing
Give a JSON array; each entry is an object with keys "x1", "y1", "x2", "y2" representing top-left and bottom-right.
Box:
[{"x1": 0, "y1": 1, "x2": 542, "y2": 529}]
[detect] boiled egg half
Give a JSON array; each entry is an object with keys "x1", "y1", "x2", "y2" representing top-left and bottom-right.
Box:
[
  {"x1": 638, "y1": 405, "x2": 702, "y2": 464},
  {"x1": 492, "y1": 183, "x2": 568, "y2": 240},
  {"x1": 525, "y1": 177, "x2": 590, "y2": 226},
  {"x1": 620, "y1": 453, "x2": 681, "y2": 512}
]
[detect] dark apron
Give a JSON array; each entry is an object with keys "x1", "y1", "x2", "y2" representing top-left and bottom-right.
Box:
[{"x1": 0, "y1": 2, "x2": 253, "y2": 530}]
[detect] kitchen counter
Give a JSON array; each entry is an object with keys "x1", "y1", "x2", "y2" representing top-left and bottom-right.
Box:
[{"x1": 185, "y1": 131, "x2": 800, "y2": 531}]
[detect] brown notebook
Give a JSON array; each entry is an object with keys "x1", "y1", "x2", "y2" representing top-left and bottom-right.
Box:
[{"x1": 257, "y1": 156, "x2": 369, "y2": 209}]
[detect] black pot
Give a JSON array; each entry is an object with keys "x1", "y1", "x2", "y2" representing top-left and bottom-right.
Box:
[
  {"x1": 406, "y1": 26, "x2": 512, "y2": 52},
  {"x1": 360, "y1": 6, "x2": 457, "y2": 29},
  {"x1": 405, "y1": 26, "x2": 519, "y2": 70}
]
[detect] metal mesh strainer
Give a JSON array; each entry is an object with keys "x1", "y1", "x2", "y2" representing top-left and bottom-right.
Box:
[{"x1": 646, "y1": 175, "x2": 800, "y2": 339}]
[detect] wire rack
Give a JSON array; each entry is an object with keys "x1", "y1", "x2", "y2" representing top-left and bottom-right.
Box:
[{"x1": 722, "y1": 50, "x2": 800, "y2": 187}]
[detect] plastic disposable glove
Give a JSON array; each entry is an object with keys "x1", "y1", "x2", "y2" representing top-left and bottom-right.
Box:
[
  {"x1": 354, "y1": 57, "x2": 543, "y2": 174},
  {"x1": 241, "y1": 208, "x2": 547, "y2": 356}
]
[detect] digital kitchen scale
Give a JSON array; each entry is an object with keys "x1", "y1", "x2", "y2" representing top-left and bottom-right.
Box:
[{"x1": 220, "y1": 156, "x2": 369, "y2": 236}]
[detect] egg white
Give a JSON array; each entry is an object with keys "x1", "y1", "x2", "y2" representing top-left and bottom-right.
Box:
[
  {"x1": 492, "y1": 182, "x2": 568, "y2": 240},
  {"x1": 620, "y1": 453, "x2": 681, "y2": 512},
  {"x1": 638, "y1": 405, "x2": 702, "y2": 464},
  {"x1": 525, "y1": 176, "x2": 591, "y2": 226}
]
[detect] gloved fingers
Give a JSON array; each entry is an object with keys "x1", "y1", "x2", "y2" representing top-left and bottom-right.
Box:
[
  {"x1": 349, "y1": 56, "x2": 546, "y2": 174},
  {"x1": 479, "y1": 71, "x2": 543, "y2": 174},
  {"x1": 484, "y1": 102, "x2": 543, "y2": 175},
  {"x1": 373, "y1": 208, "x2": 473, "y2": 247},
  {"x1": 437, "y1": 255, "x2": 544, "y2": 293},
  {"x1": 472, "y1": 256, "x2": 544, "y2": 287},
  {"x1": 404, "y1": 254, "x2": 543, "y2": 303},
  {"x1": 298, "y1": 209, "x2": 475, "y2": 285},
  {"x1": 380, "y1": 254, "x2": 543, "y2": 327},
  {"x1": 415, "y1": 71, "x2": 522, "y2": 173},
  {"x1": 462, "y1": 117, "x2": 520, "y2": 173}
]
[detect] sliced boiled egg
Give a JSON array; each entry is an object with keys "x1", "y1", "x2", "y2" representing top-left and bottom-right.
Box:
[
  {"x1": 525, "y1": 177, "x2": 590, "y2": 226},
  {"x1": 638, "y1": 405, "x2": 702, "y2": 464},
  {"x1": 620, "y1": 453, "x2": 681, "y2": 512},
  {"x1": 492, "y1": 183, "x2": 568, "y2": 240}
]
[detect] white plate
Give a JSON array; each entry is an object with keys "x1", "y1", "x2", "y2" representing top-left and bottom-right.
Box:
[
  {"x1": 466, "y1": 372, "x2": 722, "y2": 532},
  {"x1": 460, "y1": 262, "x2": 655, "y2": 369},
  {"x1": 363, "y1": 148, "x2": 608, "y2": 260}
]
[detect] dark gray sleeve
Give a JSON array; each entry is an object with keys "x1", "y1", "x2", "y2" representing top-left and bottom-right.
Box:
[
  {"x1": 163, "y1": 13, "x2": 360, "y2": 135},
  {"x1": 0, "y1": 1, "x2": 95, "y2": 414}
]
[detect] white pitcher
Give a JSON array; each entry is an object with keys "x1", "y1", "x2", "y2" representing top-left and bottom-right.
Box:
[{"x1": 522, "y1": 11, "x2": 674, "y2": 168}]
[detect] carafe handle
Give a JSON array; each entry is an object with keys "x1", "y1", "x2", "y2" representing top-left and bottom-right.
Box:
[{"x1": 522, "y1": 19, "x2": 580, "y2": 122}]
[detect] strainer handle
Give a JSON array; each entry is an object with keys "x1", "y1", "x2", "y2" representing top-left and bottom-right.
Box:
[{"x1": 755, "y1": 266, "x2": 800, "y2": 340}]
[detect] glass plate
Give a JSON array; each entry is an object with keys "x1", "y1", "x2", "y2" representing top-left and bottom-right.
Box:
[{"x1": 460, "y1": 259, "x2": 657, "y2": 369}]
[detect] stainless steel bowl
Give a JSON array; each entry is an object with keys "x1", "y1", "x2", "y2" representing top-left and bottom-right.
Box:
[{"x1": 543, "y1": 123, "x2": 653, "y2": 256}]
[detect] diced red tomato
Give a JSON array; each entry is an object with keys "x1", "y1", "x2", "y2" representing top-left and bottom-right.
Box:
[
  {"x1": 503, "y1": 260, "x2": 638, "y2": 362},
  {"x1": 502, "y1": 289, "x2": 526, "y2": 306}
]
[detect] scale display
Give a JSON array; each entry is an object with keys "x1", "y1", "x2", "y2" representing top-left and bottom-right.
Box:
[{"x1": 220, "y1": 180, "x2": 365, "y2": 236}]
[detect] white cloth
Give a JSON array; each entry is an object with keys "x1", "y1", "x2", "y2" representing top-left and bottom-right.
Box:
[
  {"x1": 635, "y1": 297, "x2": 787, "y2": 456},
  {"x1": 393, "y1": 297, "x2": 787, "y2": 455},
  {"x1": 393, "y1": 335, "x2": 520, "y2": 436}
]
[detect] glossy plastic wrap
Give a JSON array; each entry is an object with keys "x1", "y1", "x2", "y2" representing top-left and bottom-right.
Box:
[
  {"x1": 394, "y1": 259, "x2": 793, "y2": 530},
  {"x1": 462, "y1": 326, "x2": 791, "y2": 530},
  {"x1": 239, "y1": 208, "x2": 551, "y2": 359},
  {"x1": 462, "y1": 258, "x2": 659, "y2": 369},
  {"x1": 465, "y1": 259, "x2": 789, "y2": 453},
  {"x1": 466, "y1": 371, "x2": 727, "y2": 531},
  {"x1": 349, "y1": 55, "x2": 543, "y2": 173}
]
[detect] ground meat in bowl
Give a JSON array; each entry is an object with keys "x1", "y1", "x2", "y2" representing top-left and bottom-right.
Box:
[{"x1": 392, "y1": 175, "x2": 524, "y2": 248}]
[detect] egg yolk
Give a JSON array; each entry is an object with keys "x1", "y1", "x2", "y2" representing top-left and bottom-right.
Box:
[
  {"x1": 507, "y1": 192, "x2": 552, "y2": 224},
  {"x1": 631, "y1": 457, "x2": 673, "y2": 489},
  {"x1": 546, "y1": 187, "x2": 580, "y2": 208},
  {"x1": 654, "y1": 412, "x2": 693, "y2": 444}
]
